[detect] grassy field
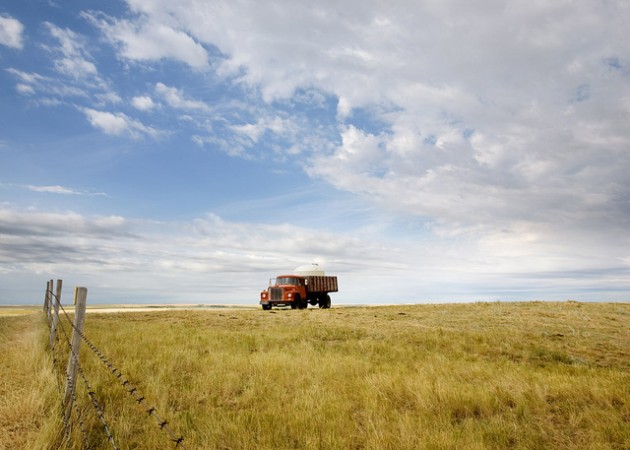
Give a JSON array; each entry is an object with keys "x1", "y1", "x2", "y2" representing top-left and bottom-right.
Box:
[
  {"x1": 1, "y1": 301, "x2": 629, "y2": 449},
  {"x1": 0, "y1": 311, "x2": 61, "y2": 449}
]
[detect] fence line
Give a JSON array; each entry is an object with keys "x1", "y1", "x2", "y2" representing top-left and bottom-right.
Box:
[
  {"x1": 43, "y1": 280, "x2": 188, "y2": 449},
  {"x1": 49, "y1": 287, "x2": 118, "y2": 449},
  {"x1": 63, "y1": 287, "x2": 87, "y2": 437},
  {"x1": 50, "y1": 279, "x2": 62, "y2": 349},
  {"x1": 49, "y1": 292, "x2": 118, "y2": 450}
]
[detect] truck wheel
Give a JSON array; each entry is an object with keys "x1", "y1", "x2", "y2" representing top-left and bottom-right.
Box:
[
  {"x1": 262, "y1": 304, "x2": 271, "y2": 310},
  {"x1": 323, "y1": 295, "x2": 331, "y2": 309},
  {"x1": 294, "y1": 294, "x2": 305, "y2": 309}
]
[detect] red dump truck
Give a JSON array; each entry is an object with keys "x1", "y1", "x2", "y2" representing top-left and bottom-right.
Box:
[{"x1": 260, "y1": 264, "x2": 338, "y2": 310}]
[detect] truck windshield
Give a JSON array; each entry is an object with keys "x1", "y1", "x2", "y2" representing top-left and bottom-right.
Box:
[{"x1": 276, "y1": 277, "x2": 301, "y2": 286}]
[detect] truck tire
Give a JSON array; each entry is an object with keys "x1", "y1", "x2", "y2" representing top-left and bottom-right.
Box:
[
  {"x1": 323, "y1": 294, "x2": 331, "y2": 309},
  {"x1": 262, "y1": 304, "x2": 271, "y2": 310},
  {"x1": 294, "y1": 294, "x2": 306, "y2": 309}
]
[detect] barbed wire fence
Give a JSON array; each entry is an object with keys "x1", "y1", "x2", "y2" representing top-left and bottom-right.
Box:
[{"x1": 43, "y1": 279, "x2": 189, "y2": 449}]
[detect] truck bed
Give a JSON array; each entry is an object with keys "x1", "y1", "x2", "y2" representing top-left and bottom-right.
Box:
[{"x1": 305, "y1": 276, "x2": 338, "y2": 293}]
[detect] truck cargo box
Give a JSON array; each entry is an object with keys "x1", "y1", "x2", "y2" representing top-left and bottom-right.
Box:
[{"x1": 305, "y1": 276, "x2": 338, "y2": 294}]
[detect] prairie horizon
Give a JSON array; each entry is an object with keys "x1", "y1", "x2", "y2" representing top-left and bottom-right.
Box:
[{"x1": 3, "y1": 298, "x2": 628, "y2": 310}]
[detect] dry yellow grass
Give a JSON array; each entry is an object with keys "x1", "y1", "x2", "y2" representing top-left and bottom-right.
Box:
[
  {"x1": 1, "y1": 301, "x2": 629, "y2": 449},
  {"x1": 0, "y1": 314, "x2": 62, "y2": 450},
  {"x1": 0, "y1": 306, "x2": 40, "y2": 317}
]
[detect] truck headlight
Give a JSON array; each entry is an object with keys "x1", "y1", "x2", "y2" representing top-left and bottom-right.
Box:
[{"x1": 288, "y1": 293, "x2": 292, "y2": 298}]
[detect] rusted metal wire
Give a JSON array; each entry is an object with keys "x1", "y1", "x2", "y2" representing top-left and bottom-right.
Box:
[
  {"x1": 72, "y1": 389, "x2": 92, "y2": 450},
  {"x1": 52, "y1": 291, "x2": 188, "y2": 450},
  {"x1": 73, "y1": 323, "x2": 189, "y2": 449},
  {"x1": 55, "y1": 307, "x2": 119, "y2": 450}
]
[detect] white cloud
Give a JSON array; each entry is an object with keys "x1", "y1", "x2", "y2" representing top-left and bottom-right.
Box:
[
  {"x1": 81, "y1": 107, "x2": 161, "y2": 139},
  {"x1": 55, "y1": 57, "x2": 97, "y2": 78},
  {"x1": 96, "y1": 91, "x2": 123, "y2": 106},
  {"x1": 82, "y1": 108, "x2": 128, "y2": 135},
  {"x1": 132, "y1": 95, "x2": 155, "y2": 111},
  {"x1": 129, "y1": 0, "x2": 627, "y2": 243},
  {"x1": 336, "y1": 97, "x2": 352, "y2": 120},
  {"x1": 0, "y1": 14, "x2": 24, "y2": 49},
  {"x1": 154, "y1": 82, "x2": 209, "y2": 111},
  {"x1": 6, "y1": 22, "x2": 121, "y2": 120},
  {"x1": 25, "y1": 185, "x2": 106, "y2": 196},
  {"x1": 27, "y1": 185, "x2": 79, "y2": 195},
  {"x1": 6, "y1": 67, "x2": 90, "y2": 100},
  {"x1": 15, "y1": 83, "x2": 35, "y2": 95},
  {"x1": 0, "y1": 208, "x2": 129, "y2": 240},
  {"x1": 0, "y1": 207, "x2": 383, "y2": 302},
  {"x1": 44, "y1": 22, "x2": 99, "y2": 79},
  {"x1": 1, "y1": 206, "x2": 628, "y2": 304},
  {"x1": 6, "y1": 22, "x2": 120, "y2": 106},
  {"x1": 6, "y1": 68, "x2": 47, "y2": 86},
  {"x1": 230, "y1": 116, "x2": 294, "y2": 144},
  {"x1": 230, "y1": 122, "x2": 265, "y2": 143},
  {"x1": 84, "y1": 11, "x2": 209, "y2": 69}
]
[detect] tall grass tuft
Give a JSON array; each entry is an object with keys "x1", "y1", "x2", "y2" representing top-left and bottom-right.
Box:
[{"x1": 0, "y1": 314, "x2": 63, "y2": 449}]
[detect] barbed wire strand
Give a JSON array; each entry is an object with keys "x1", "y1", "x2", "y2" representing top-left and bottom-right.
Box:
[
  {"x1": 52, "y1": 334, "x2": 66, "y2": 394},
  {"x1": 72, "y1": 378, "x2": 92, "y2": 449},
  {"x1": 77, "y1": 363, "x2": 119, "y2": 450},
  {"x1": 52, "y1": 290, "x2": 188, "y2": 449},
  {"x1": 44, "y1": 306, "x2": 65, "y2": 394},
  {"x1": 55, "y1": 320, "x2": 86, "y2": 450},
  {"x1": 54, "y1": 304, "x2": 119, "y2": 450},
  {"x1": 45, "y1": 294, "x2": 74, "y2": 447},
  {"x1": 64, "y1": 374, "x2": 74, "y2": 450}
]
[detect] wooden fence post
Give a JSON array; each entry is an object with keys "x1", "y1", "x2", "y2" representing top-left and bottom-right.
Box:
[
  {"x1": 50, "y1": 279, "x2": 62, "y2": 349},
  {"x1": 44, "y1": 280, "x2": 53, "y2": 323},
  {"x1": 63, "y1": 287, "x2": 87, "y2": 434},
  {"x1": 43, "y1": 281, "x2": 48, "y2": 313}
]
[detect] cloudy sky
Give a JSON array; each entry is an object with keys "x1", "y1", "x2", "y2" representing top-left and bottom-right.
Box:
[{"x1": 1, "y1": 0, "x2": 629, "y2": 305}]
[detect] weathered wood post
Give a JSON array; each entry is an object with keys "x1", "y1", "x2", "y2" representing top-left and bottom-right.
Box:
[
  {"x1": 44, "y1": 279, "x2": 53, "y2": 323},
  {"x1": 63, "y1": 287, "x2": 87, "y2": 434},
  {"x1": 49, "y1": 279, "x2": 62, "y2": 349},
  {"x1": 43, "y1": 281, "x2": 48, "y2": 313},
  {"x1": 43, "y1": 280, "x2": 49, "y2": 313}
]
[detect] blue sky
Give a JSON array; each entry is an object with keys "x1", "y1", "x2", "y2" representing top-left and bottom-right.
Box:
[{"x1": 1, "y1": 0, "x2": 629, "y2": 305}]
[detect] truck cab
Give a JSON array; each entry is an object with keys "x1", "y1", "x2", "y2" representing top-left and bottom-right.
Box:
[{"x1": 260, "y1": 275, "x2": 308, "y2": 310}]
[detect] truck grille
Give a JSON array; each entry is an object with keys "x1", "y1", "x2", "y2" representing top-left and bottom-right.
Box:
[{"x1": 270, "y1": 287, "x2": 282, "y2": 301}]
